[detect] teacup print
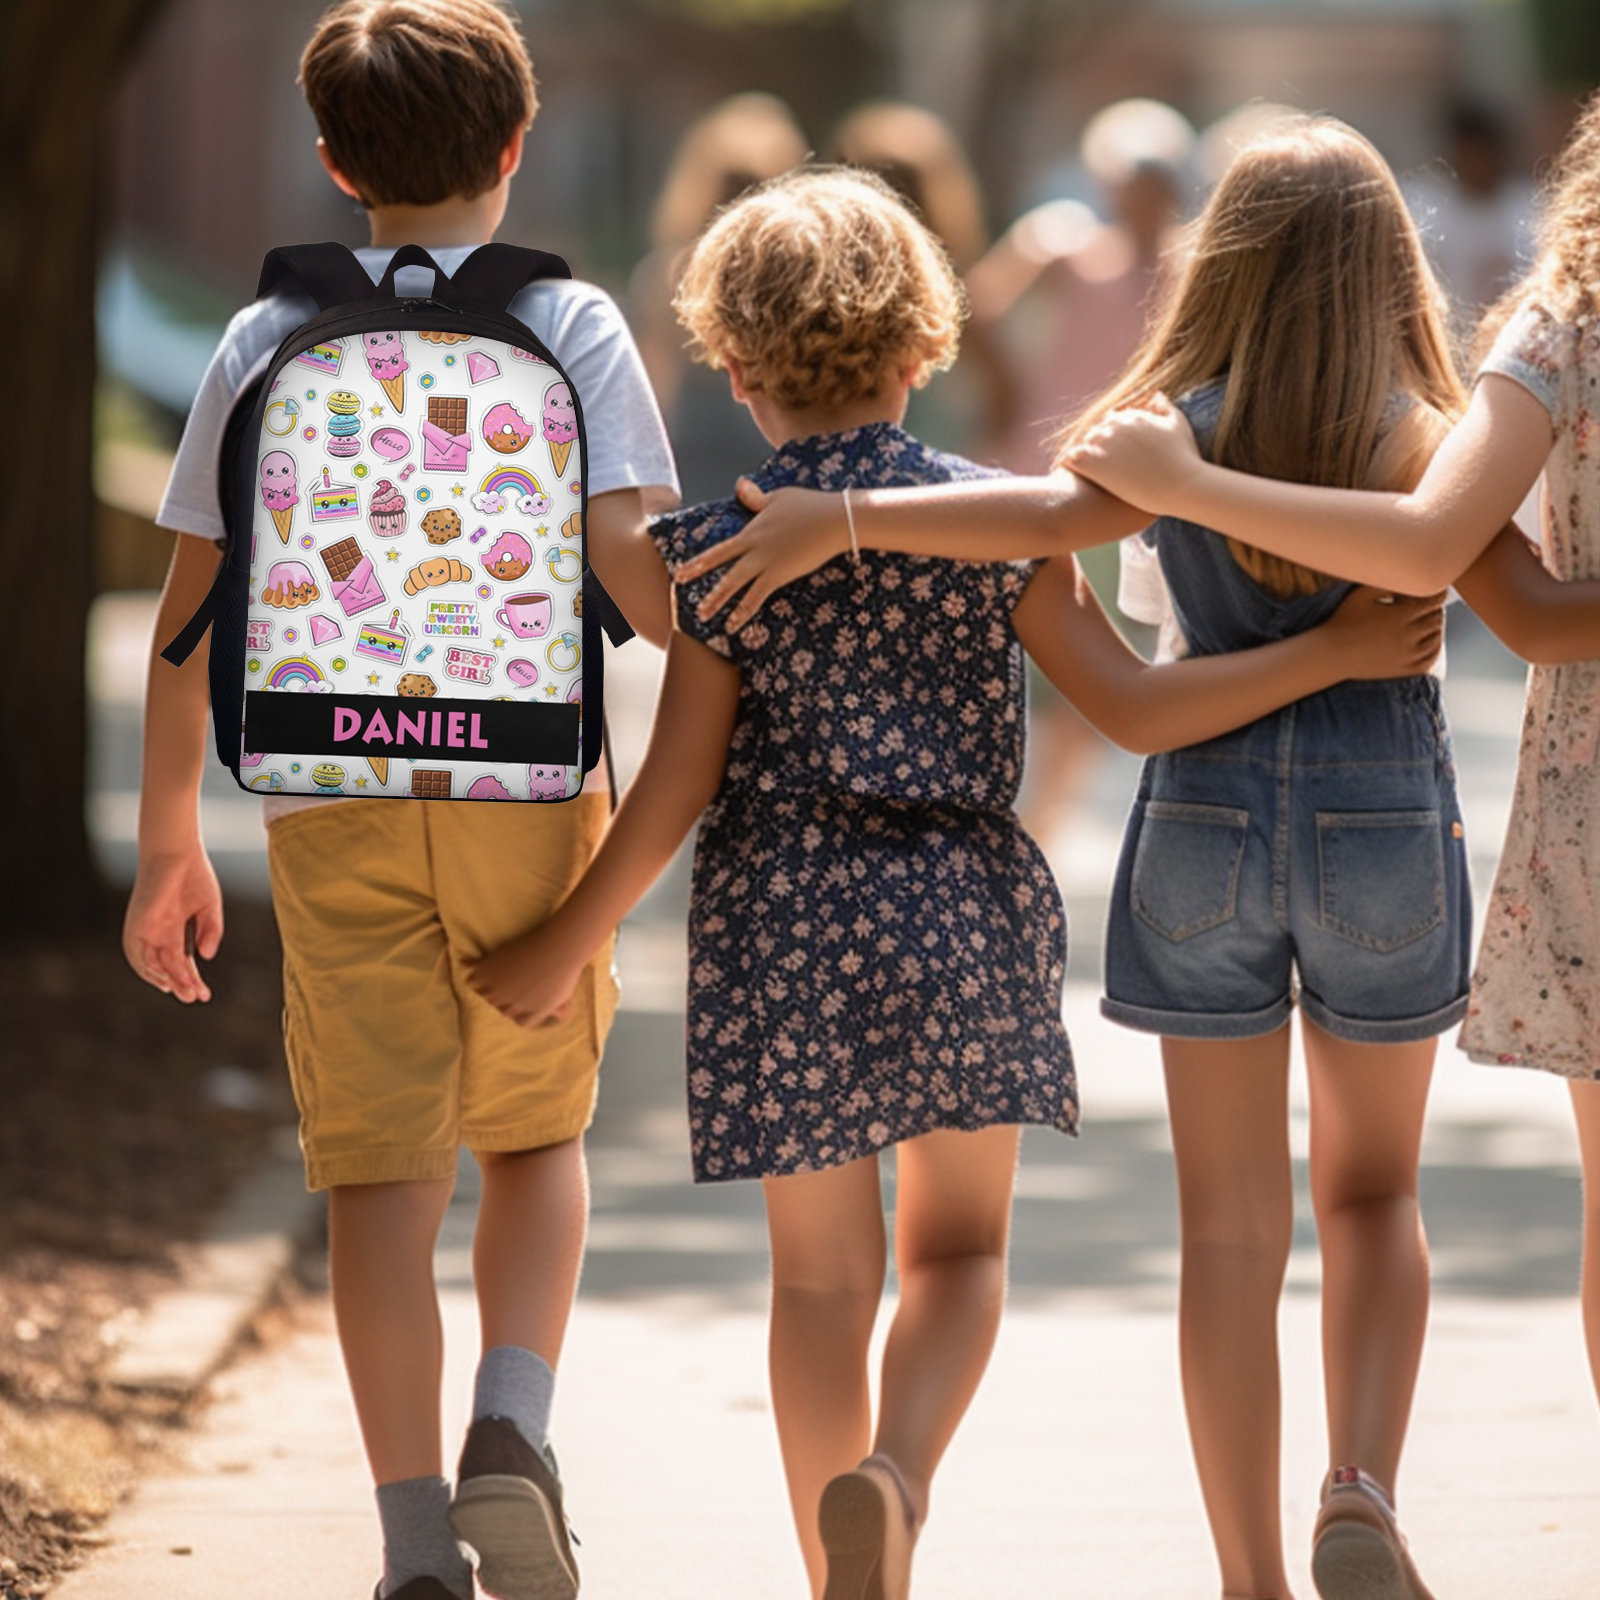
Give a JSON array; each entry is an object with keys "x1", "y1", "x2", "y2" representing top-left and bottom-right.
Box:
[{"x1": 495, "y1": 591, "x2": 553, "y2": 640}]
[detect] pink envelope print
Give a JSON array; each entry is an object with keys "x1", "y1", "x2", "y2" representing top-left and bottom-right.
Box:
[
  {"x1": 332, "y1": 555, "x2": 386, "y2": 618},
  {"x1": 422, "y1": 396, "x2": 471, "y2": 471}
]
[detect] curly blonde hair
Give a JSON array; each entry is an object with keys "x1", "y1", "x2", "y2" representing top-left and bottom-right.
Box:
[
  {"x1": 1481, "y1": 91, "x2": 1600, "y2": 350},
  {"x1": 672, "y1": 166, "x2": 966, "y2": 412}
]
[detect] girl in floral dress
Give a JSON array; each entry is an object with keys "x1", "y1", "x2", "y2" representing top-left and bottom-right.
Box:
[{"x1": 468, "y1": 168, "x2": 1440, "y2": 1600}]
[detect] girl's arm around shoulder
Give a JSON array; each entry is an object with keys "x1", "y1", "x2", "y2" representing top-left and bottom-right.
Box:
[
  {"x1": 468, "y1": 631, "x2": 739, "y2": 1028},
  {"x1": 677, "y1": 471, "x2": 1149, "y2": 634},
  {"x1": 1456, "y1": 524, "x2": 1600, "y2": 665},
  {"x1": 1012, "y1": 561, "x2": 1445, "y2": 755},
  {"x1": 1067, "y1": 380, "x2": 1554, "y2": 594}
]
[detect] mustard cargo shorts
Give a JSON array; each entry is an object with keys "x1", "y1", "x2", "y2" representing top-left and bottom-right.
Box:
[{"x1": 266, "y1": 793, "x2": 618, "y2": 1190}]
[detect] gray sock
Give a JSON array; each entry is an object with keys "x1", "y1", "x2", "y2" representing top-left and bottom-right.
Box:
[
  {"x1": 472, "y1": 1344, "x2": 556, "y2": 1451},
  {"x1": 375, "y1": 1475, "x2": 472, "y2": 1600}
]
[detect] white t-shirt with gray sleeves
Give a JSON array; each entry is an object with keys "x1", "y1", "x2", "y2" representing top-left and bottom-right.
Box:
[{"x1": 157, "y1": 246, "x2": 680, "y2": 823}]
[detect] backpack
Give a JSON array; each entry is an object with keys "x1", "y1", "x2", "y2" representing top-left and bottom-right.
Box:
[{"x1": 163, "y1": 241, "x2": 634, "y2": 803}]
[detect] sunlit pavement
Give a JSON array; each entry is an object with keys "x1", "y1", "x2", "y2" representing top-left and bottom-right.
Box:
[{"x1": 68, "y1": 598, "x2": 1599, "y2": 1599}]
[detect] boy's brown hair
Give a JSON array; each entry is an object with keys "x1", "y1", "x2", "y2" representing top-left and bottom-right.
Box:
[
  {"x1": 300, "y1": 0, "x2": 537, "y2": 208},
  {"x1": 673, "y1": 166, "x2": 965, "y2": 412}
]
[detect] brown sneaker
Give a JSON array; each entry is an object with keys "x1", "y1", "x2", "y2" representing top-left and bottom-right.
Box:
[
  {"x1": 1311, "y1": 1466, "x2": 1437, "y2": 1600},
  {"x1": 375, "y1": 1580, "x2": 469, "y2": 1600},
  {"x1": 817, "y1": 1454, "x2": 919, "y2": 1600},
  {"x1": 448, "y1": 1416, "x2": 579, "y2": 1600}
]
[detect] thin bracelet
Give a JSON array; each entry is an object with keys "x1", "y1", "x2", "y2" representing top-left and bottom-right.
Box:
[{"x1": 842, "y1": 485, "x2": 862, "y2": 566}]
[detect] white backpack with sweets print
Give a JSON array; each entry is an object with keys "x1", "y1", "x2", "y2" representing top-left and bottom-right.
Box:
[{"x1": 164, "y1": 242, "x2": 633, "y2": 802}]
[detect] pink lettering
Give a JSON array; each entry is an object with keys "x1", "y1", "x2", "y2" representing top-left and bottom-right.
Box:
[
  {"x1": 397, "y1": 710, "x2": 426, "y2": 746},
  {"x1": 362, "y1": 709, "x2": 394, "y2": 744},
  {"x1": 447, "y1": 711, "x2": 466, "y2": 748},
  {"x1": 431, "y1": 711, "x2": 443, "y2": 745},
  {"x1": 333, "y1": 707, "x2": 361, "y2": 742},
  {"x1": 469, "y1": 714, "x2": 489, "y2": 750}
]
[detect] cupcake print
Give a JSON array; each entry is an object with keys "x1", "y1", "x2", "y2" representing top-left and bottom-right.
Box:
[{"x1": 367, "y1": 478, "x2": 407, "y2": 539}]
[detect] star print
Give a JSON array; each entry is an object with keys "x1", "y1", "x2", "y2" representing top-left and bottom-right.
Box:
[
  {"x1": 367, "y1": 672, "x2": 381, "y2": 687},
  {"x1": 536, "y1": 525, "x2": 548, "y2": 537},
  {"x1": 493, "y1": 635, "x2": 507, "y2": 650},
  {"x1": 451, "y1": 483, "x2": 465, "y2": 498},
  {"x1": 545, "y1": 684, "x2": 558, "y2": 697},
  {"x1": 354, "y1": 776, "x2": 368, "y2": 789},
  {"x1": 370, "y1": 404, "x2": 384, "y2": 417},
  {"x1": 385, "y1": 549, "x2": 401, "y2": 562}
]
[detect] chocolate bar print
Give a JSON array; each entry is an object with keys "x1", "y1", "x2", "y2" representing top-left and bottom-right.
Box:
[
  {"x1": 320, "y1": 536, "x2": 364, "y2": 583},
  {"x1": 428, "y1": 395, "x2": 467, "y2": 436},
  {"x1": 411, "y1": 769, "x2": 453, "y2": 799}
]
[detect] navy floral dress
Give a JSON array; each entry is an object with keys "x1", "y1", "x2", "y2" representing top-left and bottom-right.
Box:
[{"x1": 650, "y1": 422, "x2": 1075, "y2": 1183}]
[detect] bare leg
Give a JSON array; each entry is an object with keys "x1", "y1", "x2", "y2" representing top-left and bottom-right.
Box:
[
  {"x1": 473, "y1": 1136, "x2": 589, "y2": 1365},
  {"x1": 328, "y1": 1176, "x2": 456, "y2": 1484},
  {"x1": 1570, "y1": 1080, "x2": 1600, "y2": 1411},
  {"x1": 1164, "y1": 1028, "x2": 1295, "y2": 1600},
  {"x1": 872, "y1": 1125, "x2": 1020, "y2": 1522},
  {"x1": 1304, "y1": 1021, "x2": 1434, "y2": 1497},
  {"x1": 765, "y1": 1156, "x2": 887, "y2": 1597}
]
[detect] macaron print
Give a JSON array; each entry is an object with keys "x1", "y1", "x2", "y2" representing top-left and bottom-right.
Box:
[{"x1": 326, "y1": 390, "x2": 363, "y2": 457}]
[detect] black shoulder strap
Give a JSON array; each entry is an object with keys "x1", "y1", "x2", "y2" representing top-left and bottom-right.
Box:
[
  {"x1": 591, "y1": 572, "x2": 636, "y2": 648},
  {"x1": 161, "y1": 569, "x2": 223, "y2": 666},
  {"x1": 256, "y1": 243, "x2": 374, "y2": 311},
  {"x1": 448, "y1": 243, "x2": 571, "y2": 313}
]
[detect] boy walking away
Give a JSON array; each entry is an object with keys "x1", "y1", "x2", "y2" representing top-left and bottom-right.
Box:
[{"x1": 121, "y1": 5, "x2": 678, "y2": 1598}]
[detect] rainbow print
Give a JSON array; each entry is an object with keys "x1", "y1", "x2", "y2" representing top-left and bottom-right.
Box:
[
  {"x1": 479, "y1": 466, "x2": 545, "y2": 504},
  {"x1": 294, "y1": 340, "x2": 345, "y2": 375},
  {"x1": 264, "y1": 656, "x2": 326, "y2": 691}
]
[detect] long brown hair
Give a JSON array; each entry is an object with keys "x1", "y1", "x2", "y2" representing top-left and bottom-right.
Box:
[
  {"x1": 1063, "y1": 116, "x2": 1465, "y2": 596},
  {"x1": 1480, "y1": 90, "x2": 1600, "y2": 355}
]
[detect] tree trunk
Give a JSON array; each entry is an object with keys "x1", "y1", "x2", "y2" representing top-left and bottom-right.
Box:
[{"x1": 0, "y1": 0, "x2": 170, "y2": 934}]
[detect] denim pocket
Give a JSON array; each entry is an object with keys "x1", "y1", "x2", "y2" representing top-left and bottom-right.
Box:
[
  {"x1": 1131, "y1": 800, "x2": 1250, "y2": 942},
  {"x1": 1316, "y1": 809, "x2": 1444, "y2": 952}
]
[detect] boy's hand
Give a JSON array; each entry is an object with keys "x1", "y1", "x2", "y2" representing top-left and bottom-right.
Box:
[
  {"x1": 468, "y1": 924, "x2": 587, "y2": 1031},
  {"x1": 123, "y1": 845, "x2": 224, "y2": 1003},
  {"x1": 674, "y1": 482, "x2": 850, "y2": 632},
  {"x1": 1323, "y1": 585, "x2": 1447, "y2": 679},
  {"x1": 1065, "y1": 394, "x2": 1202, "y2": 511}
]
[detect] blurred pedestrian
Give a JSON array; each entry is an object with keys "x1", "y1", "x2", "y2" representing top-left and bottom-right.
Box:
[
  {"x1": 1408, "y1": 98, "x2": 1536, "y2": 330},
  {"x1": 629, "y1": 92, "x2": 807, "y2": 504},
  {"x1": 120, "y1": 5, "x2": 679, "y2": 1599},
  {"x1": 967, "y1": 99, "x2": 1195, "y2": 850},
  {"x1": 831, "y1": 99, "x2": 1017, "y2": 457}
]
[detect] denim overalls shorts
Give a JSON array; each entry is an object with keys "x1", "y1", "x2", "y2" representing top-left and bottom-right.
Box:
[{"x1": 1101, "y1": 388, "x2": 1472, "y2": 1044}]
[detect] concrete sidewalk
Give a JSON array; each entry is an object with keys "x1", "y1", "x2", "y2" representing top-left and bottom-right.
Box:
[
  {"x1": 55, "y1": 989, "x2": 1600, "y2": 1600},
  {"x1": 68, "y1": 603, "x2": 1600, "y2": 1596}
]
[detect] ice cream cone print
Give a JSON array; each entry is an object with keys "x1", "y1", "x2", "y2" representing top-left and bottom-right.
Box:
[
  {"x1": 260, "y1": 450, "x2": 300, "y2": 543},
  {"x1": 367, "y1": 757, "x2": 390, "y2": 786},
  {"x1": 362, "y1": 331, "x2": 410, "y2": 415},
  {"x1": 542, "y1": 382, "x2": 576, "y2": 479}
]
